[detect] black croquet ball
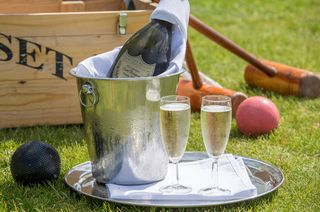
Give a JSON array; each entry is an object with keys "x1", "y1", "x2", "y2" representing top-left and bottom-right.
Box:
[{"x1": 10, "y1": 141, "x2": 61, "y2": 185}]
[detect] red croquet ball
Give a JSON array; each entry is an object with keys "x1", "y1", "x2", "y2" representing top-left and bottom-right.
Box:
[{"x1": 236, "y1": 96, "x2": 280, "y2": 136}]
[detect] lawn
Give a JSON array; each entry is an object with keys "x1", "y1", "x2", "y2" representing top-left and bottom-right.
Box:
[{"x1": 1, "y1": 0, "x2": 320, "y2": 211}]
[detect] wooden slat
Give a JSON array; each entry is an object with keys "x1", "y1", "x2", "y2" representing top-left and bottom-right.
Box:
[
  {"x1": 0, "y1": 0, "x2": 126, "y2": 13},
  {"x1": 60, "y1": 1, "x2": 86, "y2": 12},
  {"x1": 0, "y1": 34, "x2": 137, "y2": 81},
  {"x1": 0, "y1": 11, "x2": 150, "y2": 36},
  {"x1": 0, "y1": 78, "x2": 82, "y2": 128},
  {"x1": 0, "y1": 0, "x2": 62, "y2": 13},
  {"x1": 133, "y1": 0, "x2": 157, "y2": 10},
  {"x1": 83, "y1": 0, "x2": 126, "y2": 11}
]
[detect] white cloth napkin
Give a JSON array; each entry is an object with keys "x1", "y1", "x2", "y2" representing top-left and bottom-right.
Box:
[
  {"x1": 107, "y1": 154, "x2": 257, "y2": 201},
  {"x1": 74, "y1": 0, "x2": 190, "y2": 78}
]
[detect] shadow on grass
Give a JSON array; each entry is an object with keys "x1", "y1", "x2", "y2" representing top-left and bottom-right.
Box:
[
  {"x1": 242, "y1": 84, "x2": 279, "y2": 99},
  {"x1": 229, "y1": 124, "x2": 273, "y2": 142}
]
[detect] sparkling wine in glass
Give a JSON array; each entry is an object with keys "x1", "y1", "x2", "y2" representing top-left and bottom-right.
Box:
[
  {"x1": 159, "y1": 95, "x2": 191, "y2": 193},
  {"x1": 199, "y1": 95, "x2": 232, "y2": 195}
]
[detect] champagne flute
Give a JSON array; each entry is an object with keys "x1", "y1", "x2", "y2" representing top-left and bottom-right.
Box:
[
  {"x1": 199, "y1": 95, "x2": 232, "y2": 194},
  {"x1": 159, "y1": 95, "x2": 191, "y2": 193}
]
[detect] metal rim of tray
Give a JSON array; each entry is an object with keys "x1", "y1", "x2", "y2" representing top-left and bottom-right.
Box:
[{"x1": 64, "y1": 152, "x2": 284, "y2": 208}]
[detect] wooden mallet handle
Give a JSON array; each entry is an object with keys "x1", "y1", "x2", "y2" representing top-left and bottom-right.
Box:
[
  {"x1": 150, "y1": 0, "x2": 276, "y2": 76},
  {"x1": 185, "y1": 38, "x2": 203, "y2": 89},
  {"x1": 189, "y1": 15, "x2": 277, "y2": 77}
]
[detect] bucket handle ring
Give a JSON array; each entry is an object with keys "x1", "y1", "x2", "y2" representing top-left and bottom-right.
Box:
[{"x1": 79, "y1": 82, "x2": 97, "y2": 107}]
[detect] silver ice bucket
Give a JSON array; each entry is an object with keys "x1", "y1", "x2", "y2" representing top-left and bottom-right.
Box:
[{"x1": 70, "y1": 68, "x2": 183, "y2": 185}]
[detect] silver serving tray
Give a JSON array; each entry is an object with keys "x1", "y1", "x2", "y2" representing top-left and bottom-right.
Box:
[{"x1": 64, "y1": 152, "x2": 284, "y2": 207}]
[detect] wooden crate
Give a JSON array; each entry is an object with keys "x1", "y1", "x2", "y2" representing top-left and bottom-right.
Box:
[{"x1": 0, "y1": 0, "x2": 151, "y2": 128}]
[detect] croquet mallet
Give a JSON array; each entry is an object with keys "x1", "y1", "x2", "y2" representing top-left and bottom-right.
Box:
[
  {"x1": 177, "y1": 39, "x2": 248, "y2": 115},
  {"x1": 188, "y1": 15, "x2": 320, "y2": 99}
]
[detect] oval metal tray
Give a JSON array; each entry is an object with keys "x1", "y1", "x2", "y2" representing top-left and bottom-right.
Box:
[{"x1": 64, "y1": 152, "x2": 284, "y2": 207}]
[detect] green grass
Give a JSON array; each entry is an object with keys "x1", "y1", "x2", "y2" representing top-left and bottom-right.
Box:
[{"x1": 1, "y1": 0, "x2": 320, "y2": 211}]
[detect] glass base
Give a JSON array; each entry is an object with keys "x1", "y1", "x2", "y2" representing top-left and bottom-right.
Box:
[
  {"x1": 159, "y1": 184, "x2": 192, "y2": 194},
  {"x1": 199, "y1": 186, "x2": 230, "y2": 195}
]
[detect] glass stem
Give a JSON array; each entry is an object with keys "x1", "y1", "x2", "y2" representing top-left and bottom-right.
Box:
[
  {"x1": 211, "y1": 157, "x2": 219, "y2": 189},
  {"x1": 175, "y1": 162, "x2": 179, "y2": 186}
]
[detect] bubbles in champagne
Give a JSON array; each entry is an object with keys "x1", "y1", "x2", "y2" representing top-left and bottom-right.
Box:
[
  {"x1": 201, "y1": 105, "x2": 232, "y2": 157},
  {"x1": 160, "y1": 103, "x2": 190, "y2": 163}
]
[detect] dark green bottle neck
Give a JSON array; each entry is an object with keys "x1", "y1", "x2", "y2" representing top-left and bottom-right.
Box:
[{"x1": 151, "y1": 19, "x2": 173, "y2": 29}]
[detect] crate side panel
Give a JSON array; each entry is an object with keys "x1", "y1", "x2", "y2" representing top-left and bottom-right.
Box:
[
  {"x1": 0, "y1": 78, "x2": 82, "y2": 128},
  {"x1": 0, "y1": 11, "x2": 151, "y2": 128},
  {"x1": 0, "y1": 34, "x2": 135, "y2": 81}
]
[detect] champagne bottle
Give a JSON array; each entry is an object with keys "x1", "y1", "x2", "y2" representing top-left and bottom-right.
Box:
[{"x1": 108, "y1": 19, "x2": 172, "y2": 78}]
